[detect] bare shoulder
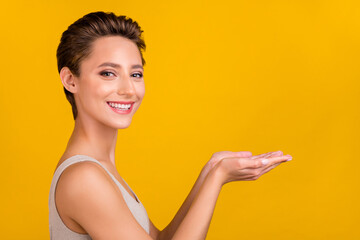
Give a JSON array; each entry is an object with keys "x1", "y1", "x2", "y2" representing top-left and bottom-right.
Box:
[
  {"x1": 55, "y1": 161, "x2": 152, "y2": 240},
  {"x1": 56, "y1": 161, "x2": 114, "y2": 195},
  {"x1": 55, "y1": 161, "x2": 116, "y2": 233}
]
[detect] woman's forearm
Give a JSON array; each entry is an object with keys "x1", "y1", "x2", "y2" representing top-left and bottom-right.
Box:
[
  {"x1": 158, "y1": 151, "x2": 291, "y2": 240},
  {"x1": 170, "y1": 165, "x2": 223, "y2": 240},
  {"x1": 159, "y1": 165, "x2": 213, "y2": 240}
]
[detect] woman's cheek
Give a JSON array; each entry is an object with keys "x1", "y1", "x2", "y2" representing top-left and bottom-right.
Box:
[
  {"x1": 97, "y1": 83, "x2": 115, "y2": 96},
  {"x1": 137, "y1": 82, "x2": 145, "y2": 99}
]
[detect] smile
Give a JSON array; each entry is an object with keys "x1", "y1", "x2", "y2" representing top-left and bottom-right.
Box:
[{"x1": 107, "y1": 101, "x2": 134, "y2": 114}]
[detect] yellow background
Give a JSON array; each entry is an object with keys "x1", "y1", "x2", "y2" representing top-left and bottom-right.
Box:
[{"x1": 0, "y1": 0, "x2": 359, "y2": 239}]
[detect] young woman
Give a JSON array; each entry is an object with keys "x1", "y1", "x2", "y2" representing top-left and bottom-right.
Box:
[{"x1": 48, "y1": 11, "x2": 293, "y2": 240}]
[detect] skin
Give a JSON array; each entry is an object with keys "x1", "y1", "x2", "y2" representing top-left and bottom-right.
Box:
[{"x1": 55, "y1": 35, "x2": 293, "y2": 240}]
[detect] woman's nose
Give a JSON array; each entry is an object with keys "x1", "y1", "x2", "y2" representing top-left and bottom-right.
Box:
[{"x1": 117, "y1": 76, "x2": 135, "y2": 96}]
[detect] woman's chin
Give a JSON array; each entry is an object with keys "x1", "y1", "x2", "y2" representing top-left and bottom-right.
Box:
[{"x1": 111, "y1": 120, "x2": 132, "y2": 129}]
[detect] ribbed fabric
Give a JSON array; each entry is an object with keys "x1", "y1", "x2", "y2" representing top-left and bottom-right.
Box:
[{"x1": 48, "y1": 155, "x2": 150, "y2": 239}]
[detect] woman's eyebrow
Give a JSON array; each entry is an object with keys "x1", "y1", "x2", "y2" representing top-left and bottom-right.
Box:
[{"x1": 97, "y1": 62, "x2": 143, "y2": 70}]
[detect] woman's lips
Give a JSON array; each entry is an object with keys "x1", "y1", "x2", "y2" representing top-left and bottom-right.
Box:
[{"x1": 107, "y1": 101, "x2": 134, "y2": 114}]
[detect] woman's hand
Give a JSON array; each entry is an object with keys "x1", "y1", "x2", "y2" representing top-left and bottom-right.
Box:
[
  {"x1": 210, "y1": 150, "x2": 292, "y2": 185},
  {"x1": 204, "y1": 151, "x2": 253, "y2": 172}
]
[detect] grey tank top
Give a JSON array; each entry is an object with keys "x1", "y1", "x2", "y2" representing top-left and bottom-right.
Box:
[{"x1": 48, "y1": 155, "x2": 150, "y2": 239}]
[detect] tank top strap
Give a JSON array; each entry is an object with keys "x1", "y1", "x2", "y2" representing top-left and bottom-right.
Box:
[
  {"x1": 50, "y1": 155, "x2": 140, "y2": 204},
  {"x1": 54, "y1": 154, "x2": 107, "y2": 176}
]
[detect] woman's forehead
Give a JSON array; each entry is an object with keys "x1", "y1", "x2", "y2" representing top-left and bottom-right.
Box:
[{"x1": 84, "y1": 36, "x2": 142, "y2": 68}]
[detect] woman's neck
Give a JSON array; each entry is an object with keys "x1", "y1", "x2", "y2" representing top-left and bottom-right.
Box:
[{"x1": 65, "y1": 116, "x2": 118, "y2": 166}]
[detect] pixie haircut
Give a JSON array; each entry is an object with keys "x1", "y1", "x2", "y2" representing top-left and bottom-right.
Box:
[{"x1": 56, "y1": 11, "x2": 146, "y2": 120}]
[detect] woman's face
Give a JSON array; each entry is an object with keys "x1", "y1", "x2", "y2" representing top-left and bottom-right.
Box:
[{"x1": 73, "y1": 36, "x2": 145, "y2": 129}]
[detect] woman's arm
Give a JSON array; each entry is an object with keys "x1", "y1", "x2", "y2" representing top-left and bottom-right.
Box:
[
  {"x1": 170, "y1": 164, "x2": 223, "y2": 240},
  {"x1": 156, "y1": 163, "x2": 213, "y2": 240},
  {"x1": 157, "y1": 151, "x2": 253, "y2": 240},
  {"x1": 57, "y1": 152, "x2": 290, "y2": 240},
  {"x1": 170, "y1": 153, "x2": 292, "y2": 240}
]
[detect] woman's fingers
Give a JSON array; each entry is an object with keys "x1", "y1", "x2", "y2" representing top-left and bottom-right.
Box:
[
  {"x1": 262, "y1": 155, "x2": 292, "y2": 167},
  {"x1": 250, "y1": 152, "x2": 270, "y2": 159},
  {"x1": 261, "y1": 162, "x2": 281, "y2": 175},
  {"x1": 236, "y1": 152, "x2": 289, "y2": 170},
  {"x1": 255, "y1": 154, "x2": 292, "y2": 177},
  {"x1": 270, "y1": 150, "x2": 283, "y2": 157},
  {"x1": 243, "y1": 153, "x2": 291, "y2": 171},
  {"x1": 236, "y1": 157, "x2": 268, "y2": 169},
  {"x1": 250, "y1": 150, "x2": 283, "y2": 160}
]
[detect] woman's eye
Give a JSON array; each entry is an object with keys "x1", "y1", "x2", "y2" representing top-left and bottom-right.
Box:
[
  {"x1": 132, "y1": 73, "x2": 143, "y2": 78},
  {"x1": 100, "y1": 71, "x2": 115, "y2": 77}
]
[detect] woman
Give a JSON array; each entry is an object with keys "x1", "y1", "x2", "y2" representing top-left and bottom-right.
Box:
[{"x1": 48, "y1": 11, "x2": 292, "y2": 240}]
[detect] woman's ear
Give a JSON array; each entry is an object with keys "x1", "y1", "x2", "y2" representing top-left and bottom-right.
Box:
[{"x1": 60, "y1": 67, "x2": 78, "y2": 93}]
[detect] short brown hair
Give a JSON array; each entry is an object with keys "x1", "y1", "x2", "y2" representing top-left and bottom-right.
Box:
[{"x1": 56, "y1": 11, "x2": 146, "y2": 120}]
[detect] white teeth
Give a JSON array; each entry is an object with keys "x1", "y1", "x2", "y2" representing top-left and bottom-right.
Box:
[{"x1": 108, "y1": 102, "x2": 132, "y2": 110}]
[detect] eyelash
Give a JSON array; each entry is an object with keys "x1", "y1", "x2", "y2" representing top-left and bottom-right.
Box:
[
  {"x1": 100, "y1": 71, "x2": 143, "y2": 78},
  {"x1": 132, "y1": 73, "x2": 143, "y2": 78},
  {"x1": 100, "y1": 71, "x2": 115, "y2": 77}
]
